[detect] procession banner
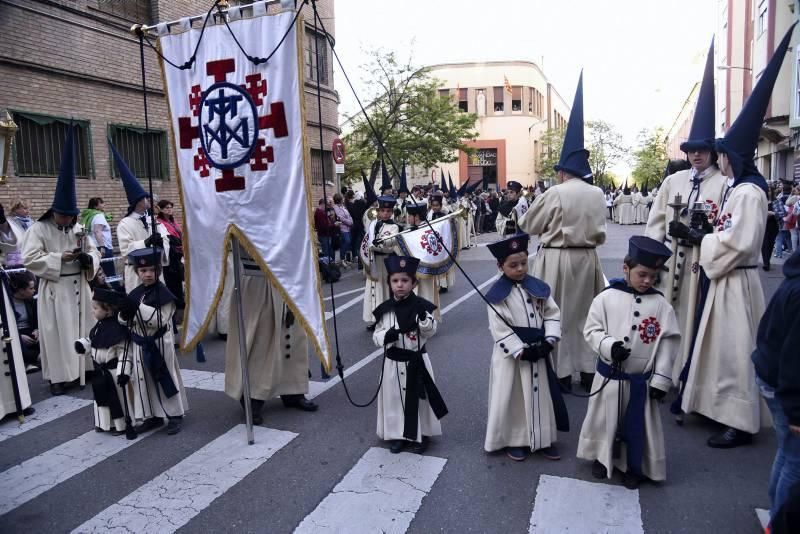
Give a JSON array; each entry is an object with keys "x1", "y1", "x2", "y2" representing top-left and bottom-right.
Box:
[
  {"x1": 395, "y1": 215, "x2": 461, "y2": 278},
  {"x1": 158, "y1": 7, "x2": 331, "y2": 367}
]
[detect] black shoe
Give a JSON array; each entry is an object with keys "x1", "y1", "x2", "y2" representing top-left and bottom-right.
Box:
[
  {"x1": 110, "y1": 428, "x2": 126, "y2": 437},
  {"x1": 763, "y1": 263, "x2": 771, "y2": 271},
  {"x1": 22, "y1": 406, "x2": 35, "y2": 416},
  {"x1": 408, "y1": 436, "x2": 429, "y2": 455},
  {"x1": 538, "y1": 445, "x2": 561, "y2": 461},
  {"x1": 707, "y1": 427, "x2": 753, "y2": 448},
  {"x1": 218, "y1": 333, "x2": 228, "y2": 341},
  {"x1": 506, "y1": 447, "x2": 527, "y2": 461},
  {"x1": 623, "y1": 471, "x2": 643, "y2": 490},
  {"x1": 439, "y1": 287, "x2": 448, "y2": 294},
  {"x1": 95, "y1": 426, "x2": 105, "y2": 433},
  {"x1": 559, "y1": 376, "x2": 572, "y2": 393},
  {"x1": 281, "y1": 394, "x2": 318, "y2": 412},
  {"x1": 580, "y1": 373, "x2": 594, "y2": 393},
  {"x1": 50, "y1": 382, "x2": 65, "y2": 396},
  {"x1": 133, "y1": 417, "x2": 164, "y2": 433},
  {"x1": 166, "y1": 417, "x2": 182, "y2": 435},
  {"x1": 592, "y1": 460, "x2": 607, "y2": 479},
  {"x1": 366, "y1": 323, "x2": 376, "y2": 332},
  {"x1": 390, "y1": 440, "x2": 407, "y2": 454}
]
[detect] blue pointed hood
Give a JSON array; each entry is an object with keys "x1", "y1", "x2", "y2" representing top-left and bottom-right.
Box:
[
  {"x1": 440, "y1": 169, "x2": 447, "y2": 193},
  {"x1": 109, "y1": 138, "x2": 148, "y2": 211},
  {"x1": 681, "y1": 38, "x2": 717, "y2": 153},
  {"x1": 716, "y1": 23, "x2": 797, "y2": 192},
  {"x1": 48, "y1": 123, "x2": 80, "y2": 218},
  {"x1": 398, "y1": 162, "x2": 410, "y2": 194},
  {"x1": 448, "y1": 172, "x2": 458, "y2": 199},
  {"x1": 380, "y1": 156, "x2": 393, "y2": 193},
  {"x1": 554, "y1": 70, "x2": 592, "y2": 179},
  {"x1": 361, "y1": 170, "x2": 378, "y2": 205}
]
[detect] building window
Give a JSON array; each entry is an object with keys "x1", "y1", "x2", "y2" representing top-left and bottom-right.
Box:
[
  {"x1": 439, "y1": 89, "x2": 450, "y2": 99},
  {"x1": 310, "y1": 148, "x2": 333, "y2": 186},
  {"x1": 95, "y1": 0, "x2": 152, "y2": 24},
  {"x1": 493, "y1": 87, "x2": 504, "y2": 113},
  {"x1": 11, "y1": 112, "x2": 93, "y2": 179},
  {"x1": 795, "y1": 47, "x2": 800, "y2": 119},
  {"x1": 109, "y1": 125, "x2": 168, "y2": 181},
  {"x1": 757, "y1": 0, "x2": 768, "y2": 37},
  {"x1": 511, "y1": 87, "x2": 522, "y2": 112},
  {"x1": 305, "y1": 31, "x2": 329, "y2": 85},
  {"x1": 458, "y1": 88, "x2": 468, "y2": 112}
]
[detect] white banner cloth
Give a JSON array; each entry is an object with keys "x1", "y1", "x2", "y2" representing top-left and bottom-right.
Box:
[
  {"x1": 158, "y1": 9, "x2": 330, "y2": 365},
  {"x1": 395, "y1": 215, "x2": 460, "y2": 277}
]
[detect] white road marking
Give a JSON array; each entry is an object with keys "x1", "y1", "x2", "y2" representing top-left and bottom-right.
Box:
[
  {"x1": 180, "y1": 368, "x2": 226, "y2": 392},
  {"x1": 0, "y1": 428, "x2": 157, "y2": 515},
  {"x1": 72, "y1": 425, "x2": 296, "y2": 534},
  {"x1": 294, "y1": 447, "x2": 446, "y2": 533},
  {"x1": 325, "y1": 294, "x2": 364, "y2": 321},
  {"x1": 324, "y1": 287, "x2": 363, "y2": 301},
  {"x1": 756, "y1": 508, "x2": 770, "y2": 529},
  {"x1": 0, "y1": 396, "x2": 92, "y2": 444},
  {"x1": 529, "y1": 475, "x2": 643, "y2": 533},
  {"x1": 310, "y1": 273, "x2": 499, "y2": 400}
]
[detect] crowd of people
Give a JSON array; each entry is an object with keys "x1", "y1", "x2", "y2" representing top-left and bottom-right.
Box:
[{"x1": 2, "y1": 32, "x2": 800, "y2": 533}]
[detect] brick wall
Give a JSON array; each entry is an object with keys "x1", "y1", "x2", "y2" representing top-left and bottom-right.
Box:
[{"x1": 0, "y1": 0, "x2": 339, "y2": 240}]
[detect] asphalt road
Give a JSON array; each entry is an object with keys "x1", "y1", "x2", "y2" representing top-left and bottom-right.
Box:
[{"x1": 0, "y1": 222, "x2": 788, "y2": 533}]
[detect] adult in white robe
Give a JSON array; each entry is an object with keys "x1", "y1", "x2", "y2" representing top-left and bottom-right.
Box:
[
  {"x1": 517, "y1": 176, "x2": 607, "y2": 386},
  {"x1": 614, "y1": 192, "x2": 635, "y2": 225},
  {"x1": 116, "y1": 201, "x2": 170, "y2": 292},
  {"x1": 22, "y1": 215, "x2": 100, "y2": 393}
]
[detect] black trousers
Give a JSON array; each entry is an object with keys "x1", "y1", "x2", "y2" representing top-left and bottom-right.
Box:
[{"x1": 762, "y1": 216, "x2": 779, "y2": 267}]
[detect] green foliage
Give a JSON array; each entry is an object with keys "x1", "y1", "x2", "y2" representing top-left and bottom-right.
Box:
[
  {"x1": 587, "y1": 120, "x2": 627, "y2": 188},
  {"x1": 536, "y1": 127, "x2": 566, "y2": 180},
  {"x1": 341, "y1": 50, "x2": 478, "y2": 185},
  {"x1": 631, "y1": 128, "x2": 668, "y2": 190}
]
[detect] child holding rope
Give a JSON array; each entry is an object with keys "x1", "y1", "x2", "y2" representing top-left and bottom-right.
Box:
[
  {"x1": 117, "y1": 247, "x2": 187, "y2": 435},
  {"x1": 74, "y1": 288, "x2": 130, "y2": 435},
  {"x1": 578, "y1": 235, "x2": 680, "y2": 489},
  {"x1": 372, "y1": 255, "x2": 447, "y2": 455},
  {"x1": 484, "y1": 233, "x2": 567, "y2": 462}
]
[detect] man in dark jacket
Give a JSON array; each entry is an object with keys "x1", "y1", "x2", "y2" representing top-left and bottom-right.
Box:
[{"x1": 752, "y1": 249, "x2": 800, "y2": 527}]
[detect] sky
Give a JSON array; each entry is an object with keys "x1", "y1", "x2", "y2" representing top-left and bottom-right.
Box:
[{"x1": 332, "y1": 0, "x2": 720, "y2": 175}]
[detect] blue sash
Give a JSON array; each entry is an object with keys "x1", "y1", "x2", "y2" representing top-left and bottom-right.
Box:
[{"x1": 596, "y1": 360, "x2": 651, "y2": 476}]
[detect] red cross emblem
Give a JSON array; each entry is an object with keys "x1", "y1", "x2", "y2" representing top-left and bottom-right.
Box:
[{"x1": 638, "y1": 316, "x2": 661, "y2": 344}]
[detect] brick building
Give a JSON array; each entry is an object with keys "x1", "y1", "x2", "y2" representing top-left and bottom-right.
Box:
[{"x1": 0, "y1": 0, "x2": 339, "y2": 241}]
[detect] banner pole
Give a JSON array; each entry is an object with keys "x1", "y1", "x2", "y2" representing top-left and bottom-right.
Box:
[{"x1": 232, "y1": 237, "x2": 255, "y2": 445}]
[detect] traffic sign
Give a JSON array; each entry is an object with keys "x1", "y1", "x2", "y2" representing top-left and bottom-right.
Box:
[{"x1": 332, "y1": 138, "x2": 345, "y2": 164}]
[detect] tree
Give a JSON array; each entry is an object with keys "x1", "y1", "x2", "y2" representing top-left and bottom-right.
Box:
[
  {"x1": 630, "y1": 128, "x2": 668, "y2": 190},
  {"x1": 586, "y1": 120, "x2": 626, "y2": 188},
  {"x1": 536, "y1": 127, "x2": 566, "y2": 180},
  {"x1": 341, "y1": 49, "x2": 478, "y2": 185}
]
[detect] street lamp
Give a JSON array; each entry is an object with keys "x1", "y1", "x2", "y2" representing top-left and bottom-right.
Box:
[{"x1": 0, "y1": 111, "x2": 18, "y2": 185}]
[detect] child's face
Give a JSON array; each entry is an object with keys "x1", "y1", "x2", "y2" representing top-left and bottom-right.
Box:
[
  {"x1": 624, "y1": 264, "x2": 659, "y2": 293},
  {"x1": 500, "y1": 251, "x2": 528, "y2": 281},
  {"x1": 390, "y1": 272, "x2": 416, "y2": 299},
  {"x1": 407, "y1": 213, "x2": 422, "y2": 226},
  {"x1": 91, "y1": 301, "x2": 111, "y2": 321},
  {"x1": 431, "y1": 201, "x2": 442, "y2": 212},
  {"x1": 94, "y1": 270, "x2": 107, "y2": 285},
  {"x1": 378, "y1": 207, "x2": 393, "y2": 221},
  {"x1": 136, "y1": 266, "x2": 157, "y2": 286}
]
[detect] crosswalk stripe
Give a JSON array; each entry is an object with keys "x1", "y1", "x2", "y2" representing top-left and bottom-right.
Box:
[
  {"x1": 0, "y1": 396, "x2": 92, "y2": 444},
  {"x1": 0, "y1": 428, "x2": 158, "y2": 516},
  {"x1": 325, "y1": 294, "x2": 364, "y2": 320},
  {"x1": 295, "y1": 447, "x2": 446, "y2": 533},
  {"x1": 72, "y1": 425, "x2": 296, "y2": 533},
  {"x1": 529, "y1": 475, "x2": 643, "y2": 533},
  {"x1": 324, "y1": 287, "x2": 363, "y2": 301},
  {"x1": 180, "y1": 368, "x2": 226, "y2": 391},
  {"x1": 180, "y1": 368, "x2": 325, "y2": 397}
]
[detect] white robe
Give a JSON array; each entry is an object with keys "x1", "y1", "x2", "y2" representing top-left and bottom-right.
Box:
[
  {"x1": 645, "y1": 168, "x2": 728, "y2": 383},
  {"x1": 120, "y1": 294, "x2": 187, "y2": 421},
  {"x1": 0, "y1": 226, "x2": 32, "y2": 418},
  {"x1": 485, "y1": 285, "x2": 561, "y2": 452},
  {"x1": 362, "y1": 219, "x2": 401, "y2": 323},
  {"x1": 373, "y1": 304, "x2": 441, "y2": 442},
  {"x1": 614, "y1": 194, "x2": 635, "y2": 225},
  {"x1": 517, "y1": 178, "x2": 607, "y2": 378},
  {"x1": 21, "y1": 219, "x2": 100, "y2": 384},
  {"x1": 680, "y1": 182, "x2": 767, "y2": 434},
  {"x1": 116, "y1": 213, "x2": 170, "y2": 292},
  {"x1": 224, "y1": 254, "x2": 309, "y2": 401},
  {"x1": 89, "y1": 342, "x2": 127, "y2": 432},
  {"x1": 578, "y1": 285, "x2": 680, "y2": 481}
]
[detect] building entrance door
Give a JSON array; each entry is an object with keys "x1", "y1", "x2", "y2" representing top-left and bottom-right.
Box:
[{"x1": 468, "y1": 148, "x2": 498, "y2": 190}]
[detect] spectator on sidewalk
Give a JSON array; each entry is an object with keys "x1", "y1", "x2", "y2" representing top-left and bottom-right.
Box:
[
  {"x1": 314, "y1": 198, "x2": 338, "y2": 262},
  {"x1": 156, "y1": 199, "x2": 185, "y2": 312},
  {"x1": 9, "y1": 271, "x2": 39, "y2": 372},
  {"x1": 80, "y1": 197, "x2": 118, "y2": 289},
  {"x1": 347, "y1": 190, "x2": 367, "y2": 270},
  {"x1": 332, "y1": 193, "x2": 354, "y2": 264},
  {"x1": 3, "y1": 199, "x2": 34, "y2": 269}
]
